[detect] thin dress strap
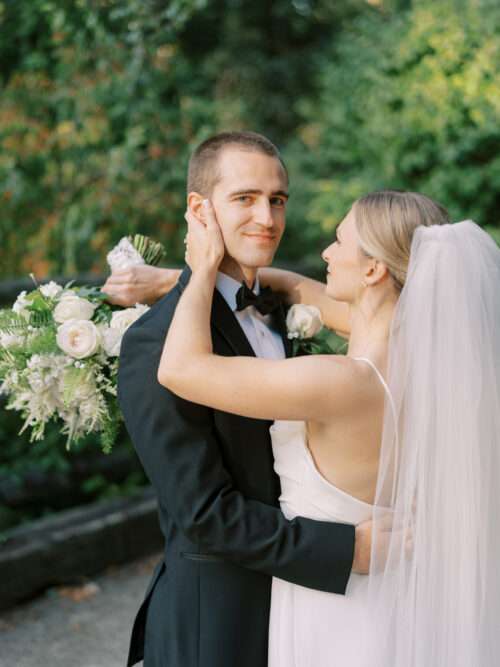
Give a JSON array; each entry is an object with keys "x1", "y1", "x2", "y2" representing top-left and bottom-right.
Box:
[{"x1": 352, "y1": 356, "x2": 399, "y2": 468}]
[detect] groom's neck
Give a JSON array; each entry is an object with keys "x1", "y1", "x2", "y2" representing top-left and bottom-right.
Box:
[{"x1": 218, "y1": 257, "x2": 258, "y2": 289}]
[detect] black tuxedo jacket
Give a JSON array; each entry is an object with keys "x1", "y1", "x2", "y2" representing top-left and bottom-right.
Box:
[{"x1": 118, "y1": 267, "x2": 355, "y2": 667}]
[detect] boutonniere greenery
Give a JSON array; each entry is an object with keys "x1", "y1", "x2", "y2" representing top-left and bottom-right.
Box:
[{"x1": 286, "y1": 304, "x2": 341, "y2": 356}]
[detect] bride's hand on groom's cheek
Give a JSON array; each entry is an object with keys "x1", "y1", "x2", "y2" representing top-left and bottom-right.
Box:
[
  {"x1": 101, "y1": 265, "x2": 181, "y2": 307},
  {"x1": 184, "y1": 200, "x2": 225, "y2": 272}
]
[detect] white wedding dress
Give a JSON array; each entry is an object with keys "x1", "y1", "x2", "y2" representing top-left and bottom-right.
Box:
[
  {"x1": 268, "y1": 357, "x2": 393, "y2": 667},
  {"x1": 268, "y1": 223, "x2": 500, "y2": 666}
]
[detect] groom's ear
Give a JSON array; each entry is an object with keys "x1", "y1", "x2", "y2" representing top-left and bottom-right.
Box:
[{"x1": 187, "y1": 192, "x2": 205, "y2": 221}]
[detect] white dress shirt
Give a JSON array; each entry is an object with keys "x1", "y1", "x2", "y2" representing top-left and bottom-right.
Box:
[{"x1": 215, "y1": 272, "x2": 285, "y2": 360}]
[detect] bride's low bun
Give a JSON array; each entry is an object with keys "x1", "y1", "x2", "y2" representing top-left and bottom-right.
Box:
[{"x1": 353, "y1": 191, "x2": 450, "y2": 291}]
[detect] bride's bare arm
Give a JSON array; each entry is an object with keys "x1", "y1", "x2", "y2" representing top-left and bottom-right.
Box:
[
  {"x1": 158, "y1": 268, "x2": 366, "y2": 421},
  {"x1": 157, "y1": 202, "x2": 366, "y2": 423},
  {"x1": 259, "y1": 267, "x2": 350, "y2": 337},
  {"x1": 103, "y1": 263, "x2": 350, "y2": 338}
]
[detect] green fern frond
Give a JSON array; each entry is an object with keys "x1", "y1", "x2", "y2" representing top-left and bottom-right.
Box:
[
  {"x1": 29, "y1": 311, "x2": 53, "y2": 328},
  {"x1": 29, "y1": 328, "x2": 58, "y2": 355},
  {"x1": 0, "y1": 309, "x2": 53, "y2": 333},
  {"x1": 0, "y1": 310, "x2": 27, "y2": 333},
  {"x1": 100, "y1": 395, "x2": 122, "y2": 454}
]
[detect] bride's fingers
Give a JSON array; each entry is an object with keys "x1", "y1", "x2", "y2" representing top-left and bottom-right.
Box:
[
  {"x1": 202, "y1": 200, "x2": 225, "y2": 250},
  {"x1": 184, "y1": 208, "x2": 200, "y2": 227},
  {"x1": 201, "y1": 199, "x2": 218, "y2": 227},
  {"x1": 184, "y1": 201, "x2": 219, "y2": 236}
]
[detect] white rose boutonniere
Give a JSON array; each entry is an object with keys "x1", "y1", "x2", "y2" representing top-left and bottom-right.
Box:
[
  {"x1": 286, "y1": 304, "x2": 323, "y2": 339},
  {"x1": 286, "y1": 304, "x2": 334, "y2": 356}
]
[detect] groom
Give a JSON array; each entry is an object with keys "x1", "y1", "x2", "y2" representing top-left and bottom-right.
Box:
[{"x1": 113, "y1": 131, "x2": 372, "y2": 667}]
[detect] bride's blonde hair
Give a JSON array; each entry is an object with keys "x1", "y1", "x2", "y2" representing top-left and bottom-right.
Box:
[{"x1": 352, "y1": 190, "x2": 450, "y2": 292}]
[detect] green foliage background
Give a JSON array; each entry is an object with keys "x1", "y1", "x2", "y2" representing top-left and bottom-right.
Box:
[
  {"x1": 284, "y1": 0, "x2": 500, "y2": 259},
  {"x1": 2, "y1": 0, "x2": 498, "y2": 281},
  {"x1": 0, "y1": 0, "x2": 499, "y2": 527}
]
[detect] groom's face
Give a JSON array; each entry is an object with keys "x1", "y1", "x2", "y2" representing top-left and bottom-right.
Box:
[{"x1": 209, "y1": 147, "x2": 289, "y2": 271}]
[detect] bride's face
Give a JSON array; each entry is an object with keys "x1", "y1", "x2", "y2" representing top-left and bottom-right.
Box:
[{"x1": 322, "y1": 209, "x2": 370, "y2": 303}]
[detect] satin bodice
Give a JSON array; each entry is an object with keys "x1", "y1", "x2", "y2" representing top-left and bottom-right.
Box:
[{"x1": 270, "y1": 419, "x2": 373, "y2": 526}]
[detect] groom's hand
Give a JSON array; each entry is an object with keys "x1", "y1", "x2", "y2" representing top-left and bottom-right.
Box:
[
  {"x1": 352, "y1": 515, "x2": 413, "y2": 575},
  {"x1": 101, "y1": 265, "x2": 182, "y2": 307},
  {"x1": 351, "y1": 519, "x2": 373, "y2": 574}
]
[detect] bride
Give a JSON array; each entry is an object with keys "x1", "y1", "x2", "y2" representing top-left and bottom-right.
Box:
[{"x1": 157, "y1": 190, "x2": 500, "y2": 666}]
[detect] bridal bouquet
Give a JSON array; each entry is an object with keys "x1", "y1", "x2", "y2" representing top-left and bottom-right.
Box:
[{"x1": 0, "y1": 235, "x2": 165, "y2": 452}]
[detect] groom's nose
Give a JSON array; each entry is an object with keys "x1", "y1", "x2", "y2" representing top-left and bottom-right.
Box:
[{"x1": 253, "y1": 199, "x2": 273, "y2": 227}]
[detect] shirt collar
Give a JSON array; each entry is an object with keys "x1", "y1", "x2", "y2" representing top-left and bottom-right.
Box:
[{"x1": 216, "y1": 271, "x2": 260, "y2": 312}]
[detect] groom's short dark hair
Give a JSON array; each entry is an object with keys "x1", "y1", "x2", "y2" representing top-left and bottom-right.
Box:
[{"x1": 188, "y1": 131, "x2": 288, "y2": 195}]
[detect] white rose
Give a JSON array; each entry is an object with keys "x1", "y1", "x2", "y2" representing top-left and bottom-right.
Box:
[
  {"x1": 102, "y1": 327, "x2": 123, "y2": 357},
  {"x1": 286, "y1": 304, "x2": 323, "y2": 340},
  {"x1": 12, "y1": 290, "x2": 31, "y2": 319},
  {"x1": 56, "y1": 320, "x2": 101, "y2": 359},
  {"x1": 110, "y1": 303, "x2": 149, "y2": 334},
  {"x1": 40, "y1": 281, "x2": 63, "y2": 299},
  {"x1": 107, "y1": 237, "x2": 145, "y2": 273},
  {"x1": 53, "y1": 295, "x2": 97, "y2": 323}
]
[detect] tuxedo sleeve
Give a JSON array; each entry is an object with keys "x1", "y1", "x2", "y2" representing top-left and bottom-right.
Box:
[{"x1": 118, "y1": 304, "x2": 355, "y2": 595}]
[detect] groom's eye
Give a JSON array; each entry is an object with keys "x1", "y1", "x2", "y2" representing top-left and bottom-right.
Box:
[
  {"x1": 270, "y1": 197, "x2": 286, "y2": 207},
  {"x1": 236, "y1": 195, "x2": 252, "y2": 204}
]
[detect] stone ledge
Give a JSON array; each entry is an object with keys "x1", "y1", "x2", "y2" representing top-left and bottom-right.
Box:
[{"x1": 0, "y1": 487, "x2": 162, "y2": 611}]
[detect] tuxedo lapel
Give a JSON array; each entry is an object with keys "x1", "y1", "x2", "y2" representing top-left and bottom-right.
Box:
[
  {"x1": 178, "y1": 265, "x2": 292, "y2": 358},
  {"x1": 177, "y1": 265, "x2": 256, "y2": 358},
  {"x1": 211, "y1": 289, "x2": 257, "y2": 357}
]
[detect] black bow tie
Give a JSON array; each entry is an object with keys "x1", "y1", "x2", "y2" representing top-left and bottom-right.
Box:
[{"x1": 235, "y1": 283, "x2": 281, "y2": 315}]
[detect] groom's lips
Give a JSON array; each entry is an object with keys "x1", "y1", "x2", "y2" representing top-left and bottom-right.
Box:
[{"x1": 244, "y1": 233, "x2": 276, "y2": 241}]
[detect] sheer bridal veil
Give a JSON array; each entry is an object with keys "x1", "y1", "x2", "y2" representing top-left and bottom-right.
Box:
[{"x1": 368, "y1": 221, "x2": 500, "y2": 666}]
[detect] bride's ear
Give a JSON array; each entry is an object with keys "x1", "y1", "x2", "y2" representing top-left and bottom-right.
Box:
[
  {"x1": 364, "y1": 259, "x2": 390, "y2": 287},
  {"x1": 187, "y1": 192, "x2": 205, "y2": 221}
]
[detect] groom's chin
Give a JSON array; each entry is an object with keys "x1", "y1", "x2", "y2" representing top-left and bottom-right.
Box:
[{"x1": 246, "y1": 247, "x2": 280, "y2": 268}]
